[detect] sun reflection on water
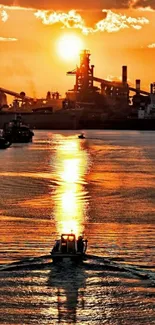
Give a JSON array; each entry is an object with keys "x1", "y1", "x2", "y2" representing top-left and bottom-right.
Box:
[{"x1": 53, "y1": 137, "x2": 89, "y2": 237}]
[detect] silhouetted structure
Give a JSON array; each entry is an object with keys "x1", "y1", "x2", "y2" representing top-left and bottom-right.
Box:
[
  {"x1": 3, "y1": 114, "x2": 34, "y2": 143},
  {"x1": 66, "y1": 50, "x2": 154, "y2": 121}
]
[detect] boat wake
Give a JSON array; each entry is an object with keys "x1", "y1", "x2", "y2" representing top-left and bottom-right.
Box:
[{"x1": 0, "y1": 254, "x2": 155, "y2": 285}]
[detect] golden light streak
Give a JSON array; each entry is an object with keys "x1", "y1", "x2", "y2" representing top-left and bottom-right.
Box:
[
  {"x1": 61, "y1": 159, "x2": 80, "y2": 183},
  {"x1": 34, "y1": 9, "x2": 149, "y2": 34},
  {"x1": 61, "y1": 219, "x2": 79, "y2": 235},
  {"x1": 53, "y1": 137, "x2": 88, "y2": 237}
]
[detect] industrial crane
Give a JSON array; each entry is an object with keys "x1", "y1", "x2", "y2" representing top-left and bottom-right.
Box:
[{"x1": 0, "y1": 87, "x2": 33, "y2": 100}]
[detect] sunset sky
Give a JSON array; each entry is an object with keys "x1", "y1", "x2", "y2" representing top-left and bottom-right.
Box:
[{"x1": 0, "y1": 0, "x2": 155, "y2": 99}]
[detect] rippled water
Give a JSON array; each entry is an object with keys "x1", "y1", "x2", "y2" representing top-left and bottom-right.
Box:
[{"x1": 0, "y1": 130, "x2": 155, "y2": 324}]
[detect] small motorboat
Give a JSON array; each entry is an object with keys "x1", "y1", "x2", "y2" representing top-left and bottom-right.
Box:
[
  {"x1": 51, "y1": 233, "x2": 88, "y2": 263},
  {"x1": 78, "y1": 133, "x2": 85, "y2": 139},
  {"x1": 0, "y1": 136, "x2": 12, "y2": 149}
]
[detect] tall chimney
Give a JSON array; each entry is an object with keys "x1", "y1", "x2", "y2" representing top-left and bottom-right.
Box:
[
  {"x1": 91, "y1": 64, "x2": 94, "y2": 88},
  {"x1": 122, "y1": 66, "x2": 127, "y2": 84},
  {"x1": 150, "y1": 83, "x2": 153, "y2": 94},
  {"x1": 136, "y1": 79, "x2": 141, "y2": 92}
]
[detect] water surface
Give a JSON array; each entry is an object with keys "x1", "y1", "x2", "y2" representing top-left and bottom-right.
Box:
[{"x1": 0, "y1": 130, "x2": 154, "y2": 324}]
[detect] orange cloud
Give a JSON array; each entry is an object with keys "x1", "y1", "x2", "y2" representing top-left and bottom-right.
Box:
[
  {"x1": 148, "y1": 43, "x2": 155, "y2": 48},
  {"x1": 1, "y1": 9, "x2": 8, "y2": 21},
  {"x1": 0, "y1": 0, "x2": 155, "y2": 12},
  {"x1": 0, "y1": 4, "x2": 34, "y2": 11},
  {"x1": 34, "y1": 9, "x2": 149, "y2": 34},
  {"x1": 133, "y1": 1, "x2": 155, "y2": 10},
  {"x1": 137, "y1": 6, "x2": 155, "y2": 12},
  {"x1": 0, "y1": 1, "x2": 131, "y2": 11}
]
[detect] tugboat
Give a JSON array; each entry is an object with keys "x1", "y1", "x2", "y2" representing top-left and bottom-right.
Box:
[
  {"x1": 51, "y1": 233, "x2": 88, "y2": 263},
  {"x1": 3, "y1": 115, "x2": 34, "y2": 143},
  {"x1": 78, "y1": 133, "x2": 85, "y2": 139}
]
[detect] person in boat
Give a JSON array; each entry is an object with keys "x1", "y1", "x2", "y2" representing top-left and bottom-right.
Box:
[{"x1": 77, "y1": 235, "x2": 84, "y2": 253}]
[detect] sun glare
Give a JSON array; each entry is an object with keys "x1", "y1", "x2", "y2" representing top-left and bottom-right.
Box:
[{"x1": 57, "y1": 34, "x2": 83, "y2": 61}]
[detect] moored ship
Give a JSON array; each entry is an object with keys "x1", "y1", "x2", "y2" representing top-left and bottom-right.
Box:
[
  {"x1": 0, "y1": 136, "x2": 12, "y2": 149},
  {"x1": 3, "y1": 115, "x2": 34, "y2": 143}
]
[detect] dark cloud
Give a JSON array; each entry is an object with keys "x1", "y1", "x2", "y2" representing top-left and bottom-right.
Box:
[
  {"x1": 1, "y1": 0, "x2": 155, "y2": 11},
  {"x1": 133, "y1": 0, "x2": 155, "y2": 10},
  {"x1": 0, "y1": 1, "x2": 131, "y2": 10}
]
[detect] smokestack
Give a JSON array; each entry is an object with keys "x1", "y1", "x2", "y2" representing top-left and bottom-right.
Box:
[
  {"x1": 122, "y1": 66, "x2": 127, "y2": 84},
  {"x1": 150, "y1": 83, "x2": 155, "y2": 94},
  {"x1": 150, "y1": 83, "x2": 153, "y2": 94},
  {"x1": 136, "y1": 79, "x2": 141, "y2": 92},
  {"x1": 91, "y1": 65, "x2": 94, "y2": 88}
]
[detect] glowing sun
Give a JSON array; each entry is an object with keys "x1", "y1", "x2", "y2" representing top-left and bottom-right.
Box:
[{"x1": 57, "y1": 34, "x2": 83, "y2": 61}]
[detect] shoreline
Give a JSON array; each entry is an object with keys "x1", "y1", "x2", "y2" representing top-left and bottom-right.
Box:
[{"x1": 1, "y1": 111, "x2": 155, "y2": 130}]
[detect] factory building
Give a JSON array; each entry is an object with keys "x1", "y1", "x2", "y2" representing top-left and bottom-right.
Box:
[
  {"x1": 0, "y1": 49, "x2": 155, "y2": 123},
  {"x1": 0, "y1": 91, "x2": 7, "y2": 108}
]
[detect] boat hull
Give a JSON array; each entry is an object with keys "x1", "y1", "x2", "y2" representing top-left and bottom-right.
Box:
[
  {"x1": 2, "y1": 115, "x2": 34, "y2": 143},
  {"x1": 51, "y1": 252, "x2": 86, "y2": 263},
  {"x1": 0, "y1": 138, "x2": 11, "y2": 149},
  {"x1": 1, "y1": 111, "x2": 155, "y2": 130}
]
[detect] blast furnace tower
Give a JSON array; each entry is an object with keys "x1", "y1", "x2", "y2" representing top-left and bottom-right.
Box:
[{"x1": 75, "y1": 50, "x2": 94, "y2": 92}]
